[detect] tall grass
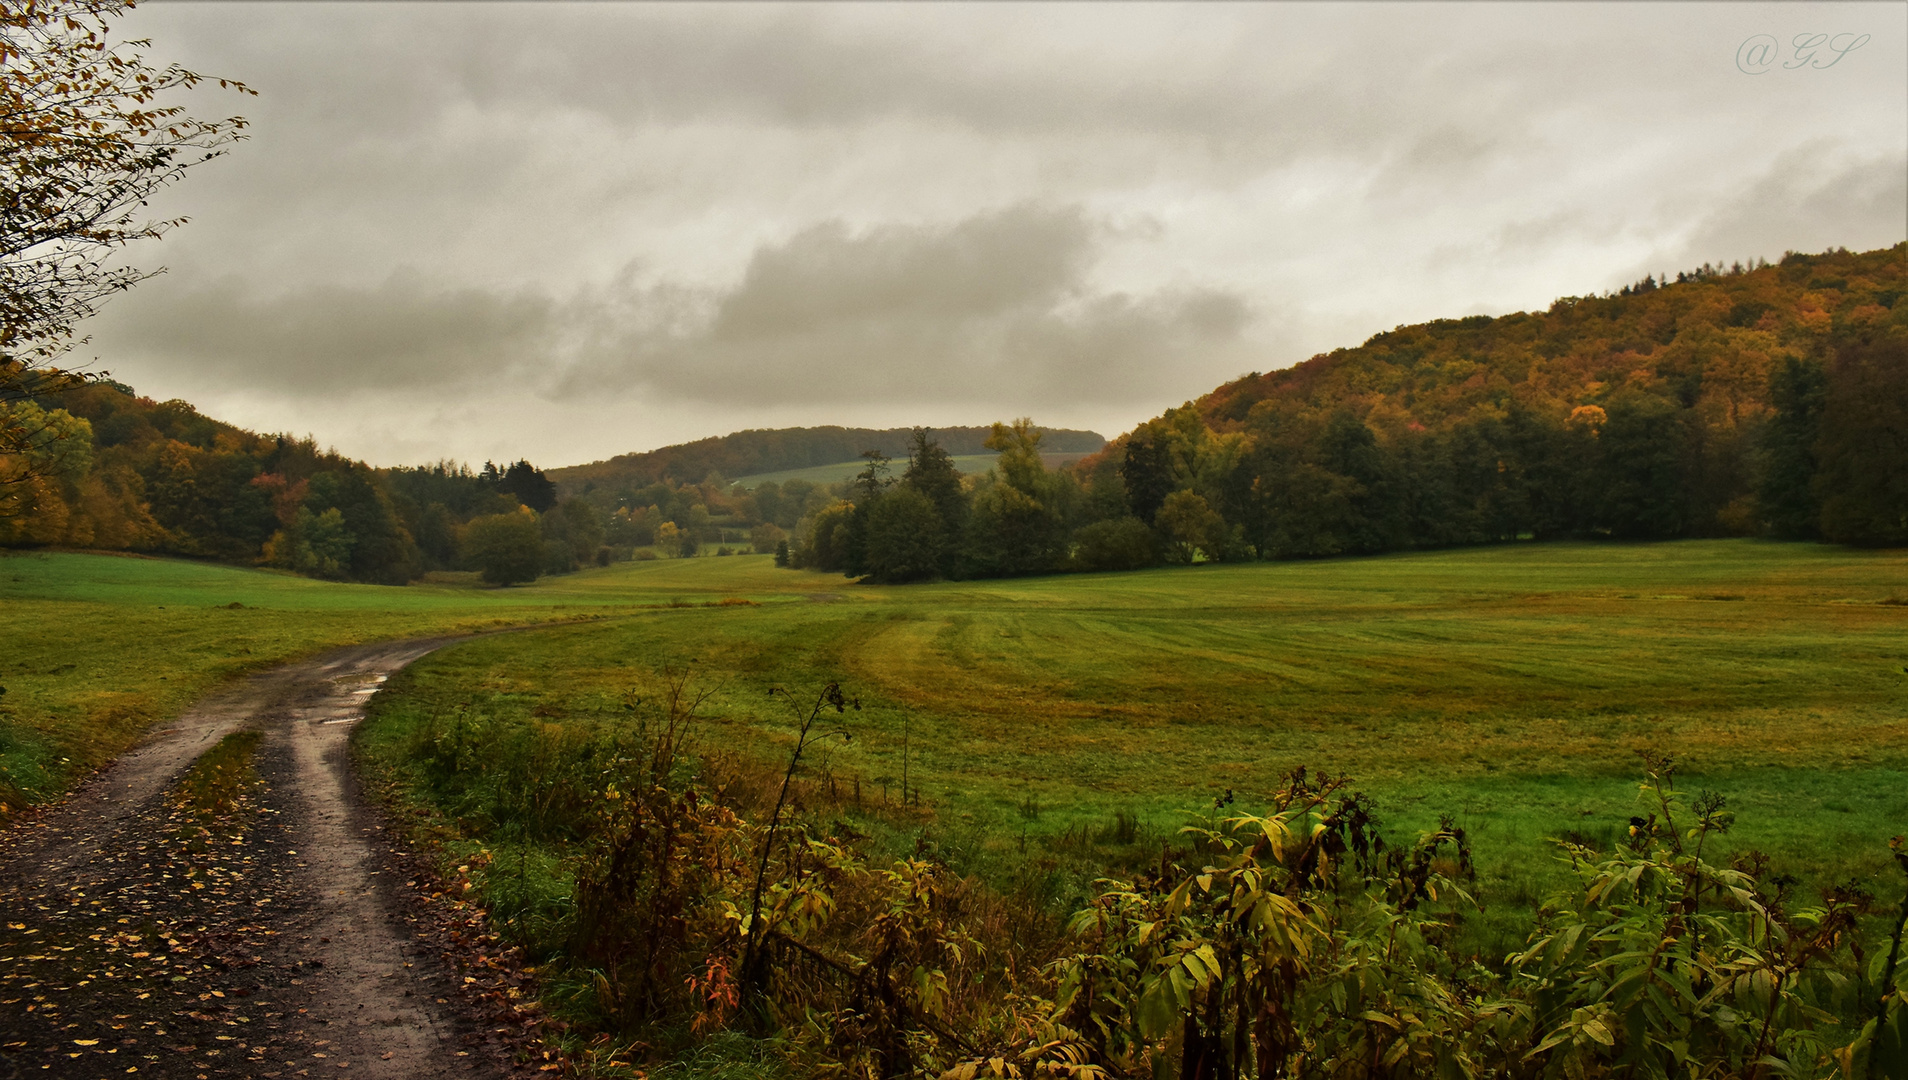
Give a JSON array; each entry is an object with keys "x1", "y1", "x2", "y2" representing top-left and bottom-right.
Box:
[{"x1": 361, "y1": 673, "x2": 1908, "y2": 1078}]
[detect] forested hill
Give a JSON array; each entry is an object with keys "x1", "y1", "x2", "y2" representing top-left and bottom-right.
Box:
[
  {"x1": 548, "y1": 424, "x2": 1105, "y2": 493},
  {"x1": 0, "y1": 384, "x2": 591, "y2": 584},
  {"x1": 1188, "y1": 243, "x2": 1904, "y2": 436},
  {"x1": 1072, "y1": 243, "x2": 1905, "y2": 552}
]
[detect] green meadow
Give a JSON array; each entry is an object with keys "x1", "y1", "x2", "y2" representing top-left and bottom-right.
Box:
[
  {"x1": 9, "y1": 540, "x2": 1908, "y2": 938},
  {"x1": 0, "y1": 549, "x2": 709, "y2": 808}
]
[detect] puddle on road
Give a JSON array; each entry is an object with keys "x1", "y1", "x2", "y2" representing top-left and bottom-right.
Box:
[{"x1": 317, "y1": 673, "x2": 389, "y2": 723}]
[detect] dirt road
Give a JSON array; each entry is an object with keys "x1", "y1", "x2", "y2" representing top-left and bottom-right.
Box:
[{"x1": 0, "y1": 639, "x2": 529, "y2": 1079}]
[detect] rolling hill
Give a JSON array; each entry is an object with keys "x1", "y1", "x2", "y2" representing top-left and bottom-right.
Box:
[
  {"x1": 1069, "y1": 243, "x2": 1905, "y2": 550},
  {"x1": 547, "y1": 424, "x2": 1104, "y2": 497}
]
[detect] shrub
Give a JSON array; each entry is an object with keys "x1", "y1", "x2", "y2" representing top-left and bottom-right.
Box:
[
  {"x1": 1071, "y1": 516, "x2": 1158, "y2": 572},
  {"x1": 462, "y1": 510, "x2": 544, "y2": 585},
  {"x1": 385, "y1": 682, "x2": 1908, "y2": 1079}
]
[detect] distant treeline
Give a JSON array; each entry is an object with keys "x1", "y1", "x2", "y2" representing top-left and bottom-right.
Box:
[
  {"x1": 816, "y1": 244, "x2": 1905, "y2": 582},
  {"x1": 0, "y1": 385, "x2": 926, "y2": 585},
  {"x1": 548, "y1": 423, "x2": 1105, "y2": 492},
  {"x1": 0, "y1": 384, "x2": 619, "y2": 584}
]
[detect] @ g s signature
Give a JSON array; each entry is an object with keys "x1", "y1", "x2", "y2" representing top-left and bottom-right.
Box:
[{"x1": 1737, "y1": 33, "x2": 1870, "y2": 74}]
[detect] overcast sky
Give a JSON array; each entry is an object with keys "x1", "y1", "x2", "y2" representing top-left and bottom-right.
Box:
[{"x1": 82, "y1": 1, "x2": 1907, "y2": 469}]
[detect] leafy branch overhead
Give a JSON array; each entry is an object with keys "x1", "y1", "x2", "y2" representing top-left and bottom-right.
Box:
[
  {"x1": 0, "y1": 0, "x2": 253, "y2": 370},
  {"x1": 0, "y1": 0, "x2": 251, "y2": 505}
]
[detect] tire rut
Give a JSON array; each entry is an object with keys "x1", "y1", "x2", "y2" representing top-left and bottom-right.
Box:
[{"x1": 0, "y1": 638, "x2": 521, "y2": 1080}]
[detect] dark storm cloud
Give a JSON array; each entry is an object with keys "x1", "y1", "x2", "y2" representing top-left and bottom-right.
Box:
[
  {"x1": 129, "y1": 4, "x2": 1636, "y2": 218},
  {"x1": 598, "y1": 207, "x2": 1253, "y2": 408},
  {"x1": 711, "y1": 207, "x2": 1095, "y2": 333}
]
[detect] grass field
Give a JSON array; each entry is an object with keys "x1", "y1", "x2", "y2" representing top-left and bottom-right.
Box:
[
  {"x1": 347, "y1": 539, "x2": 1908, "y2": 945},
  {"x1": 11, "y1": 540, "x2": 1908, "y2": 944}
]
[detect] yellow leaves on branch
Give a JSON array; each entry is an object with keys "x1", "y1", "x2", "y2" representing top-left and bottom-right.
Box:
[{"x1": 1, "y1": 0, "x2": 253, "y2": 370}]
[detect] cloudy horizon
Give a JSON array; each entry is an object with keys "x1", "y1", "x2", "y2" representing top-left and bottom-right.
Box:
[{"x1": 77, "y1": 1, "x2": 1906, "y2": 469}]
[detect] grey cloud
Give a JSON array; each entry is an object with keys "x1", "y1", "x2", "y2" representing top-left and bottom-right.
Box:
[
  {"x1": 133, "y1": 5, "x2": 1626, "y2": 177},
  {"x1": 121, "y1": 1, "x2": 1908, "y2": 225},
  {"x1": 103, "y1": 205, "x2": 1258, "y2": 416},
  {"x1": 1489, "y1": 209, "x2": 1606, "y2": 258},
  {"x1": 106, "y1": 274, "x2": 561, "y2": 394},
  {"x1": 1370, "y1": 126, "x2": 1513, "y2": 197},
  {"x1": 711, "y1": 207, "x2": 1093, "y2": 333},
  {"x1": 1661, "y1": 150, "x2": 1908, "y2": 271},
  {"x1": 574, "y1": 205, "x2": 1254, "y2": 408},
  {"x1": 123, "y1": 3, "x2": 1905, "y2": 292}
]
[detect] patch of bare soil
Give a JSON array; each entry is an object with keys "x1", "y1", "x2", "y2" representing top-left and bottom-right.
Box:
[{"x1": 0, "y1": 641, "x2": 546, "y2": 1080}]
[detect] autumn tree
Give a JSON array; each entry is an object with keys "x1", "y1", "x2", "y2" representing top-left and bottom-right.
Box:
[
  {"x1": 962, "y1": 419, "x2": 1071, "y2": 577},
  {"x1": 0, "y1": 396, "x2": 85, "y2": 537},
  {"x1": 796, "y1": 500, "x2": 856, "y2": 572},
  {"x1": 1119, "y1": 426, "x2": 1174, "y2": 525},
  {"x1": 1311, "y1": 408, "x2": 1404, "y2": 551},
  {"x1": 1593, "y1": 391, "x2": 1689, "y2": 540},
  {"x1": 834, "y1": 448, "x2": 893, "y2": 575},
  {"x1": 1070, "y1": 515, "x2": 1157, "y2": 572},
  {"x1": 542, "y1": 496, "x2": 605, "y2": 569},
  {"x1": 303, "y1": 466, "x2": 417, "y2": 583},
  {"x1": 264, "y1": 506, "x2": 352, "y2": 579},
  {"x1": 1, "y1": 0, "x2": 251, "y2": 485},
  {"x1": 142, "y1": 436, "x2": 275, "y2": 559}
]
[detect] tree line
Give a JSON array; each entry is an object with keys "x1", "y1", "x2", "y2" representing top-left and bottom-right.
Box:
[
  {"x1": 0, "y1": 379, "x2": 866, "y2": 585},
  {"x1": 808, "y1": 245, "x2": 1904, "y2": 582},
  {"x1": 0, "y1": 382, "x2": 611, "y2": 584}
]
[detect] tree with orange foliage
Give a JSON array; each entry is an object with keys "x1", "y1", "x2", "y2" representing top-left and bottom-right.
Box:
[{"x1": 1, "y1": 0, "x2": 250, "y2": 496}]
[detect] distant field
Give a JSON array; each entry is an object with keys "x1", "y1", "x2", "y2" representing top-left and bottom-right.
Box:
[
  {"x1": 354, "y1": 539, "x2": 1908, "y2": 941},
  {"x1": 732, "y1": 450, "x2": 1091, "y2": 488}
]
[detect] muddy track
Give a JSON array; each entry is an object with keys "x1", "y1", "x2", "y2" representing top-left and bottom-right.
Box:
[{"x1": 0, "y1": 639, "x2": 528, "y2": 1079}]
